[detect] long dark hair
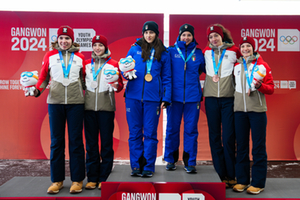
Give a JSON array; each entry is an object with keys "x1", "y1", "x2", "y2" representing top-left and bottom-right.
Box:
[
  {"x1": 141, "y1": 36, "x2": 166, "y2": 62},
  {"x1": 212, "y1": 23, "x2": 233, "y2": 43}
]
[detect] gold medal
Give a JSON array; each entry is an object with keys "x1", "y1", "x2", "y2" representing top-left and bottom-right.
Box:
[
  {"x1": 212, "y1": 75, "x2": 219, "y2": 82},
  {"x1": 145, "y1": 73, "x2": 153, "y2": 82}
]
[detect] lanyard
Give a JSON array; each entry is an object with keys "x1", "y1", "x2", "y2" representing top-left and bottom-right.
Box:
[
  {"x1": 91, "y1": 58, "x2": 111, "y2": 81},
  {"x1": 175, "y1": 43, "x2": 196, "y2": 64},
  {"x1": 59, "y1": 51, "x2": 74, "y2": 78},
  {"x1": 212, "y1": 49, "x2": 226, "y2": 75},
  {"x1": 146, "y1": 48, "x2": 155, "y2": 74},
  {"x1": 243, "y1": 57, "x2": 258, "y2": 88}
]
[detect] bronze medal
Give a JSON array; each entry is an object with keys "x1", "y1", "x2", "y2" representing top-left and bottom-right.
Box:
[
  {"x1": 248, "y1": 88, "x2": 251, "y2": 96},
  {"x1": 212, "y1": 75, "x2": 219, "y2": 82},
  {"x1": 145, "y1": 73, "x2": 153, "y2": 82}
]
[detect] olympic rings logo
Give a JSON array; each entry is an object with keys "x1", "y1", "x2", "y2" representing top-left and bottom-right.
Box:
[
  {"x1": 279, "y1": 35, "x2": 298, "y2": 45},
  {"x1": 51, "y1": 35, "x2": 57, "y2": 42}
]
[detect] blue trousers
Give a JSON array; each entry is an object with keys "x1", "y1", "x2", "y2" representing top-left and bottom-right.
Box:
[
  {"x1": 84, "y1": 110, "x2": 114, "y2": 182},
  {"x1": 48, "y1": 104, "x2": 85, "y2": 182},
  {"x1": 164, "y1": 101, "x2": 200, "y2": 166},
  {"x1": 205, "y1": 97, "x2": 236, "y2": 180},
  {"x1": 125, "y1": 98, "x2": 161, "y2": 172},
  {"x1": 235, "y1": 111, "x2": 267, "y2": 188}
]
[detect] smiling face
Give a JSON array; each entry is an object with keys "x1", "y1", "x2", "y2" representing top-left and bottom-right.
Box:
[
  {"x1": 58, "y1": 35, "x2": 72, "y2": 50},
  {"x1": 93, "y1": 42, "x2": 106, "y2": 56},
  {"x1": 208, "y1": 32, "x2": 223, "y2": 47},
  {"x1": 143, "y1": 30, "x2": 156, "y2": 44},
  {"x1": 240, "y1": 43, "x2": 254, "y2": 59},
  {"x1": 180, "y1": 31, "x2": 193, "y2": 46}
]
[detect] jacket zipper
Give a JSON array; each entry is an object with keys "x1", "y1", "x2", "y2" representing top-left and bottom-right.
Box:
[
  {"x1": 243, "y1": 66, "x2": 247, "y2": 112},
  {"x1": 141, "y1": 62, "x2": 147, "y2": 102},
  {"x1": 217, "y1": 47, "x2": 221, "y2": 98},
  {"x1": 65, "y1": 50, "x2": 68, "y2": 104},
  {"x1": 183, "y1": 47, "x2": 187, "y2": 104},
  {"x1": 95, "y1": 60, "x2": 100, "y2": 111}
]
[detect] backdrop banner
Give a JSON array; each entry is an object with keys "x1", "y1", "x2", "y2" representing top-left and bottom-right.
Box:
[
  {"x1": 0, "y1": 12, "x2": 299, "y2": 161},
  {"x1": 0, "y1": 11, "x2": 164, "y2": 160},
  {"x1": 170, "y1": 14, "x2": 300, "y2": 161}
]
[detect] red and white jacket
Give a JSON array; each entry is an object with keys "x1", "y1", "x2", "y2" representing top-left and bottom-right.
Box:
[
  {"x1": 84, "y1": 50, "x2": 123, "y2": 112},
  {"x1": 234, "y1": 53, "x2": 274, "y2": 112},
  {"x1": 203, "y1": 42, "x2": 241, "y2": 98},
  {"x1": 35, "y1": 45, "x2": 85, "y2": 104}
]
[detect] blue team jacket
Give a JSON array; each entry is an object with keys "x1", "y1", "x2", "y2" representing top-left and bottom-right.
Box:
[
  {"x1": 124, "y1": 39, "x2": 171, "y2": 103},
  {"x1": 168, "y1": 38, "x2": 206, "y2": 103}
]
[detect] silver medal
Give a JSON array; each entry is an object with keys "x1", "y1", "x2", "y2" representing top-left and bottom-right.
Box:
[
  {"x1": 62, "y1": 78, "x2": 70, "y2": 86},
  {"x1": 91, "y1": 81, "x2": 98, "y2": 89}
]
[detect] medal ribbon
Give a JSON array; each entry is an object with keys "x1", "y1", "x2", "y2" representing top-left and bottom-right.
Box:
[
  {"x1": 146, "y1": 48, "x2": 155, "y2": 75},
  {"x1": 175, "y1": 43, "x2": 196, "y2": 65},
  {"x1": 91, "y1": 58, "x2": 111, "y2": 81},
  {"x1": 59, "y1": 51, "x2": 74, "y2": 78},
  {"x1": 243, "y1": 57, "x2": 258, "y2": 89},
  {"x1": 212, "y1": 49, "x2": 226, "y2": 75}
]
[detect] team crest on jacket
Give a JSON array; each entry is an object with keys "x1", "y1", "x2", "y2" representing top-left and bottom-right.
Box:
[{"x1": 192, "y1": 55, "x2": 196, "y2": 61}]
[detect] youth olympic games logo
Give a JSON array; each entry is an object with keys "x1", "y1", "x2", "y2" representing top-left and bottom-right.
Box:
[
  {"x1": 278, "y1": 29, "x2": 300, "y2": 51},
  {"x1": 279, "y1": 35, "x2": 298, "y2": 45}
]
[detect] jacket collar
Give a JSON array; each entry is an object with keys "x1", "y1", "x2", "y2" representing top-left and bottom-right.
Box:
[
  {"x1": 237, "y1": 52, "x2": 260, "y2": 64},
  {"x1": 91, "y1": 49, "x2": 111, "y2": 61},
  {"x1": 175, "y1": 36, "x2": 197, "y2": 50}
]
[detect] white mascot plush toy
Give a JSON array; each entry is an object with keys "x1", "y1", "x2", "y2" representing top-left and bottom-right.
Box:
[
  {"x1": 20, "y1": 71, "x2": 39, "y2": 96},
  {"x1": 251, "y1": 65, "x2": 266, "y2": 91},
  {"x1": 104, "y1": 66, "x2": 119, "y2": 92},
  {"x1": 119, "y1": 56, "x2": 137, "y2": 80}
]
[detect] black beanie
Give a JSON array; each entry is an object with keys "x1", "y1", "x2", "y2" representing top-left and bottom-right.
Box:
[
  {"x1": 142, "y1": 21, "x2": 159, "y2": 36},
  {"x1": 179, "y1": 24, "x2": 194, "y2": 38}
]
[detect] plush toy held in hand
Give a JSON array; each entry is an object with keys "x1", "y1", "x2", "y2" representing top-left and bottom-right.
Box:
[
  {"x1": 103, "y1": 66, "x2": 119, "y2": 92},
  {"x1": 251, "y1": 65, "x2": 266, "y2": 91},
  {"x1": 119, "y1": 56, "x2": 137, "y2": 80},
  {"x1": 20, "y1": 71, "x2": 39, "y2": 96}
]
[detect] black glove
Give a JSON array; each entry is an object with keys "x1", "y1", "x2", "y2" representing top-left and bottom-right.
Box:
[{"x1": 161, "y1": 101, "x2": 171, "y2": 108}]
